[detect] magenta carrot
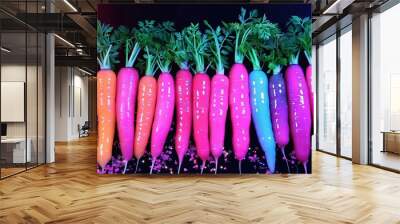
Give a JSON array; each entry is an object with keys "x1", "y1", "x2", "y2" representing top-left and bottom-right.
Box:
[
  {"x1": 298, "y1": 18, "x2": 314, "y2": 130},
  {"x1": 306, "y1": 65, "x2": 313, "y2": 123},
  {"x1": 174, "y1": 69, "x2": 192, "y2": 173},
  {"x1": 150, "y1": 22, "x2": 176, "y2": 174},
  {"x1": 193, "y1": 73, "x2": 210, "y2": 173},
  {"x1": 173, "y1": 30, "x2": 192, "y2": 174},
  {"x1": 209, "y1": 75, "x2": 228, "y2": 171},
  {"x1": 185, "y1": 23, "x2": 210, "y2": 174},
  {"x1": 116, "y1": 68, "x2": 138, "y2": 172},
  {"x1": 115, "y1": 27, "x2": 141, "y2": 173},
  {"x1": 150, "y1": 72, "x2": 175, "y2": 174},
  {"x1": 285, "y1": 63, "x2": 311, "y2": 167},
  {"x1": 285, "y1": 16, "x2": 312, "y2": 173},
  {"x1": 224, "y1": 8, "x2": 255, "y2": 174},
  {"x1": 204, "y1": 21, "x2": 231, "y2": 174}
]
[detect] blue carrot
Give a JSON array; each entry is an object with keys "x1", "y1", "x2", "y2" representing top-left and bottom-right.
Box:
[
  {"x1": 243, "y1": 14, "x2": 280, "y2": 173},
  {"x1": 249, "y1": 69, "x2": 276, "y2": 173}
]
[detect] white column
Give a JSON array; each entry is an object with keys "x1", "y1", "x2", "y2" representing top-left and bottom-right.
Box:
[
  {"x1": 46, "y1": 32, "x2": 55, "y2": 163},
  {"x1": 45, "y1": 0, "x2": 55, "y2": 163},
  {"x1": 352, "y1": 14, "x2": 369, "y2": 164}
]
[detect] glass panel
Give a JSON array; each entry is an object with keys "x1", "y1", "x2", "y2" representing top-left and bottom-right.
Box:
[
  {"x1": 312, "y1": 45, "x2": 317, "y2": 150},
  {"x1": 317, "y1": 36, "x2": 337, "y2": 154},
  {"x1": 1, "y1": 30, "x2": 27, "y2": 177},
  {"x1": 339, "y1": 28, "x2": 352, "y2": 158},
  {"x1": 27, "y1": 31, "x2": 38, "y2": 168},
  {"x1": 371, "y1": 4, "x2": 400, "y2": 171},
  {"x1": 38, "y1": 32, "x2": 45, "y2": 165},
  {"x1": 26, "y1": 0, "x2": 39, "y2": 169}
]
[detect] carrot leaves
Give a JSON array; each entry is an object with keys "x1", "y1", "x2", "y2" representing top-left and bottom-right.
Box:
[
  {"x1": 298, "y1": 17, "x2": 312, "y2": 65},
  {"x1": 223, "y1": 8, "x2": 257, "y2": 64},
  {"x1": 156, "y1": 21, "x2": 176, "y2": 73},
  {"x1": 204, "y1": 20, "x2": 232, "y2": 74},
  {"x1": 173, "y1": 29, "x2": 191, "y2": 70},
  {"x1": 285, "y1": 16, "x2": 311, "y2": 65},
  {"x1": 97, "y1": 21, "x2": 120, "y2": 70},
  {"x1": 185, "y1": 23, "x2": 209, "y2": 74},
  {"x1": 134, "y1": 20, "x2": 162, "y2": 76},
  {"x1": 264, "y1": 34, "x2": 288, "y2": 75},
  {"x1": 246, "y1": 14, "x2": 280, "y2": 71},
  {"x1": 114, "y1": 26, "x2": 141, "y2": 68}
]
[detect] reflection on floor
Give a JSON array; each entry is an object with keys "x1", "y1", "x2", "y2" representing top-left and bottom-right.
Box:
[
  {"x1": 0, "y1": 135, "x2": 400, "y2": 223},
  {"x1": 0, "y1": 167, "x2": 25, "y2": 177},
  {"x1": 0, "y1": 163, "x2": 41, "y2": 178},
  {"x1": 373, "y1": 150, "x2": 400, "y2": 171}
]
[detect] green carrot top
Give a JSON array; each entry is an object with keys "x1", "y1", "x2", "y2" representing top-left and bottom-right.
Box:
[
  {"x1": 285, "y1": 16, "x2": 311, "y2": 65},
  {"x1": 114, "y1": 26, "x2": 141, "y2": 68},
  {"x1": 204, "y1": 20, "x2": 232, "y2": 74},
  {"x1": 134, "y1": 20, "x2": 163, "y2": 76},
  {"x1": 223, "y1": 7, "x2": 257, "y2": 64},
  {"x1": 97, "y1": 21, "x2": 121, "y2": 70},
  {"x1": 185, "y1": 23, "x2": 209, "y2": 74},
  {"x1": 156, "y1": 21, "x2": 176, "y2": 73},
  {"x1": 246, "y1": 14, "x2": 280, "y2": 71},
  {"x1": 264, "y1": 33, "x2": 288, "y2": 75},
  {"x1": 297, "y1": 17, "x2": 312, "y2": 65},
  {"x1": 173, "y1": 29, "x2": 191, "y2": 70}
]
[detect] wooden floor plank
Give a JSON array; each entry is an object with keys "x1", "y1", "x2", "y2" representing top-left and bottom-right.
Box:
[{"x1": 0, "y1": 135, "x2": 400, "y2": 223}]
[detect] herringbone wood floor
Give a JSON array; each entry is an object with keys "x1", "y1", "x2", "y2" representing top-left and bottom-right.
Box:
[{"x1": 1, "y1": 135, "x2": 400, "y2": 224}]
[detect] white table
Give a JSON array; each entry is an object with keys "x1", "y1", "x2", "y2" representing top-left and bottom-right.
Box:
[{"x1": 1, "y1": 138, "x2": 31, "y2": 163}]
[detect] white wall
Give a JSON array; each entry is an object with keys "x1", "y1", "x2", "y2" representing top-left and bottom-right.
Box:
[{"x1": 54, "y1": 66, "x2": 89, "y2": 141}]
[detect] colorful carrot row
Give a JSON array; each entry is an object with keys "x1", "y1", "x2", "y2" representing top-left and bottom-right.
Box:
[{"x1": 96, "y1": 12, "x2": 313, "y2": 174}]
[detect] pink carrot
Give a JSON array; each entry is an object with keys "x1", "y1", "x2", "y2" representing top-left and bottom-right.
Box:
[
  {"x1": 175, "y1": 69, "x2": 192, "y2": 174},
  {"x1": 116, "y1": 67, "x2": 138, "y2": 165},
  {"x1": 224, "y1": 9, "x2": 254, "y2": 173},
  {"x1": 285, "y1": 63, "x2": 312, "y2": 170},
  {"x1": 116, "y1": 37, "x2": 140, "y2": 173},
  {"x1": 185, "y1": 23, "x2": 212, "y2": 174},
  {"x1": 204, "y1": 21, "x2": 230, "y2": 174},
  {"x1": 209, "y1": 73, "x2": 229, "y2": 173},
  {"x1": 150, "y1": 72, "x2": 175, "y2": 174},
  {"x1": 229, "y1": 63, "x2": 251, "y2": 173},
  {"x1": 193, "y1": 73, "x2": 211, "y2": 173},
  {"x1": 305, "y1": 65, "x2": 314, "y2": 129},
  {"x1": 285, "y1": 16, "x2": 312, "y2": 173}
]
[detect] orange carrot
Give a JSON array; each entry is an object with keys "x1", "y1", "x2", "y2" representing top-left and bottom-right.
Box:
[
  {"x1": 134, "y1": 75, "x2": 157, "y2": 164},
  {"x1": 97, "y1": 70, "x2": 116, "y2": 168},
  {"x1": 96, "y1": 21, "x2": 120, "y2": 170}
]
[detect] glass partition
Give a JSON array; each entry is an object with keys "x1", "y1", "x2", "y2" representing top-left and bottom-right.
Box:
[
  {"x1": 370, "y1": 3, "x2": 400, "y2": 171},
  {"x1": 317, "y1": 35, "x2": 337, "y2": 154},
  {"x1": 1, "y1": 30, "x2": 28, "y2": 177},
  {"x1": 339, "y1": 27, "x2": 352, "y2": 158},
  {"x1": 0, "y1": 1, "x2": 46, "y2": 179},
  {"x1": 27, "y1": 30, "x2": 38, "y2": 169}
]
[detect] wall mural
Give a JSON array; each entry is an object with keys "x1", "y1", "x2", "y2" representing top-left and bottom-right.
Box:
[{"x1": 97, "y1": 4, "x2": 312, "y2": 174}]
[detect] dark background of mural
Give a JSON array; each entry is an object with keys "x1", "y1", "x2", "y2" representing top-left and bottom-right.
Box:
[{"x1": 97, "y1": 3, "x2": 312, "y2": 174}]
